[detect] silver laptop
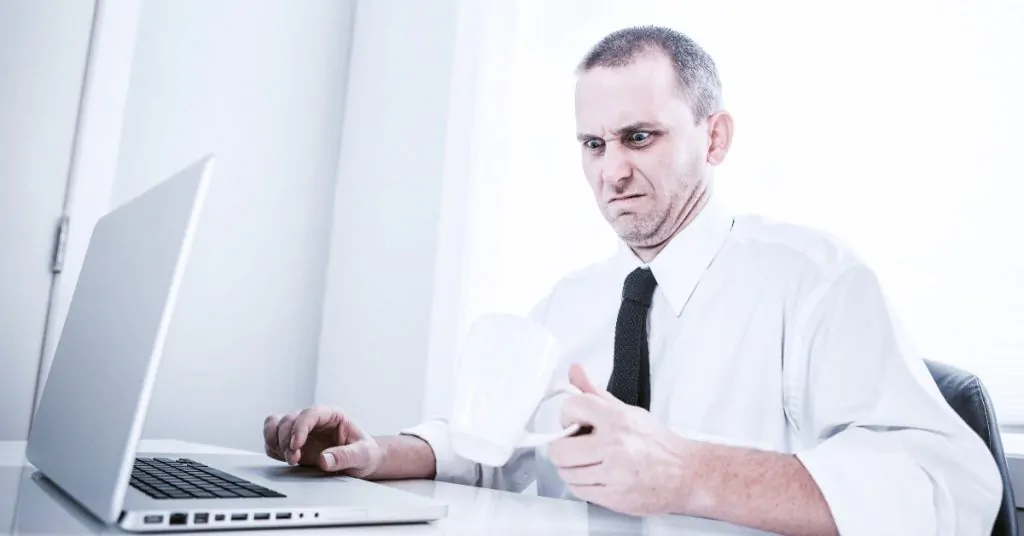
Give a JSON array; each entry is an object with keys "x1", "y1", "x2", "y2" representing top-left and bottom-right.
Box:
[{"x1": 24, "y1": 155, "x2": 447, "y2": 532}]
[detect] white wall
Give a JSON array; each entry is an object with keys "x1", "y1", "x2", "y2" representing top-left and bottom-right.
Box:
[
  {"x1": 316, "y1": 0, "x2": 467, "y2": 435},
  {"x1": 35, "y1": 0, "x2": 142, "y2": 412},
  {"x1": 107, "y1": 0, "x2": 356, "y2": 451},
  {"x1": 0, "y1": 0, "x2": 96, "y2": 440}
]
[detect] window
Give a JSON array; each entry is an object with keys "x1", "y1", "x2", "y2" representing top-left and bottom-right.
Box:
[{"x1": 452, "y1": 1, "x2": 1024, "y2": 424}]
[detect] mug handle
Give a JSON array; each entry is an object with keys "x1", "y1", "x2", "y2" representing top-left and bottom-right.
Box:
[{"x1": 515, "y1": 384, "x2": 583, "y2": 448}]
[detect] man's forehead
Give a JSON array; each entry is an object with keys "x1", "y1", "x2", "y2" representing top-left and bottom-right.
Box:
[
  {"x1": 575, "y1": 106, "x2": 665, "y2": 136},
  {"x1": 574, "y1": 59, "x2": 689, "y2": 134}
]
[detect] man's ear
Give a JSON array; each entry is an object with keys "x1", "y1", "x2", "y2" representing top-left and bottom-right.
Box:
[{"x1": 706, "y1": 110, "x2": 734, "y2": 166}]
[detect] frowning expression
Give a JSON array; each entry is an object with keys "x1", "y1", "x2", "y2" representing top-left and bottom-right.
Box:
[{"x1": 575, "y1": 50, "x2": 713, "y2": 247}]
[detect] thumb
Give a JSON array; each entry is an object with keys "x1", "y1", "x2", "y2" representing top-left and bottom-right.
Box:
[
  {"x1": 319, "y1": 444, "x2": 366, "y2": 473},
  {"x1": 568, "y1": 363, "x2": 616, "y2": 401}
]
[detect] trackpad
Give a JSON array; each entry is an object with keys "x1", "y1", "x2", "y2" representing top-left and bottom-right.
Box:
[{"x1": 248, "y1": 464, "x2": 348, "y2": 482}]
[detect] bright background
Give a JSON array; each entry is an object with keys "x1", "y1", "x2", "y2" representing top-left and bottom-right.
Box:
[
  {"x1": 448, "y1": 0, "x2": 1024, "y2": 426},
  {"x1": 2, "y1": 0, "x2": 1022, "y2": 460}
]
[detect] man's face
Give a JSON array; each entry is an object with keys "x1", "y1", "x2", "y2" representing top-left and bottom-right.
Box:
[{"x1": 575, "y1": 51, "x2": 714, "y2": 247}]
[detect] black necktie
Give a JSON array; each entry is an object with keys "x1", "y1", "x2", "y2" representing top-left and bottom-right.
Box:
[{"x1": 607, "y1": 267, "x2": 658, "y2": 410}]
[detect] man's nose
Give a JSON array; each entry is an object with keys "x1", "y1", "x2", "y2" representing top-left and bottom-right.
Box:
[{"x1": 600, "y1": 145, "x2": 632, "y2": 188}]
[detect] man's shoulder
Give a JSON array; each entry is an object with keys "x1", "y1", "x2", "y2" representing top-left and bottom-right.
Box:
[
  {"x1": 544, "y1": 253, "x2": 622, "y2": 298},
  {"x1": 730, "y1": 214, "x2": 869, "y2": 281},
  {"x1": 560, "y1": 253, "x2": 621, "y2": 283},
  {"x1": 528, "y1": 251, "x2": 622, "y2": 319}
]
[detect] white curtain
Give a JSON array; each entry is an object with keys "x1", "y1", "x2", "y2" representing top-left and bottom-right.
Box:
[{"x1": 436, "y1": 0, "x2": 1024, "y2": 425}]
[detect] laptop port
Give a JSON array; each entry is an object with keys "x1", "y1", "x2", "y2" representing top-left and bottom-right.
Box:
[
  {"x1": 193, "y1": 513, "x2": 209, "y2": 524},
  {"x1": 143, "y1": 515, "x2": 163, "y2": 524},
  {"x1": 275, "y1": 512, "x2": 292, "y2": 520},
  {"x1": 214, "y1": 514, "x2": 225, "y2": 521},
  {"x1": 169, "y1": 513, "x2": 187, "y2": 526},
  {"x1": 231, "y1": 513, "x2": 247, "y2": 521},
  {"x1": 254, "y1": 513, "x2": 270, "y2": 521}
]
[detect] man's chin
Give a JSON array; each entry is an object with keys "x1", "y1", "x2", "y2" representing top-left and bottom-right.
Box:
[
  {"x1": 613, "y1": 226, "x2": 659, "y2": 247},
  {"x1": 608, "y1": 218, "x2": 668, "y2": 247}
]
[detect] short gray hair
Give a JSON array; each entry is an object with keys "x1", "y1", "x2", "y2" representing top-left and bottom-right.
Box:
[{"x1": 577, "y1": 25, "x2": 722, "y2": 122}]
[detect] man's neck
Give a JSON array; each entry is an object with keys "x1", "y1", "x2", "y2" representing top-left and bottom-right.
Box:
[{"x1": 629, "y1": 188, "x2": 711, "y2": 264}]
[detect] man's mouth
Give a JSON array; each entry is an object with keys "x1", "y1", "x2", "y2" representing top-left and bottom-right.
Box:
[{"x1": 609, "y1": 194, "x2": 644, "y2": 203}]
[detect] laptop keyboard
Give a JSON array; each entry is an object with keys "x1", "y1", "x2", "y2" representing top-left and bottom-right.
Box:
[{"x1": 130, "y1": 457, "x2": 286, "y2": 500}]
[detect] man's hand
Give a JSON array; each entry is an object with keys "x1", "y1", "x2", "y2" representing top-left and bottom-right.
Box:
[
  {"x1": 263, "y1": 405, "x2": 383, "y2": 478},
  {"x1": 547, "y1": 364, "x2": 696, "y2": 516}
]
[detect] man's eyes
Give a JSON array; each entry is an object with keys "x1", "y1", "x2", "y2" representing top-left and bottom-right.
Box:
[
  {"x1": 582, "y1": 131, "x2": 655, "y2": 152},
  {"x1": 627, "y1": 131, "x2": 652, "y2": 144}
]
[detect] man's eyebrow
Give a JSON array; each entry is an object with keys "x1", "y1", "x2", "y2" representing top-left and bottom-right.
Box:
[{"x1": 576, "y1": 121, "x2": 665, "y2": 142}]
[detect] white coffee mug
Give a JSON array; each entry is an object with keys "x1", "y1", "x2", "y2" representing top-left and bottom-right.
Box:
[{"x1": 449, "y1": 313, "x2": 581, "y2": 467}]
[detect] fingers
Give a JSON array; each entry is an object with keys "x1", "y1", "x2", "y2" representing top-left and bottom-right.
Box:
[
  {"x1": 318, "y1": 443, "x2": 370, "y2": 476},
  {"x1": 290, "y1": 406, "x2": 348, "y2": 456},
  {"x1": 560, "y1": 393, "x2": 612, "y2": 431},
  {"x1": 557, "y1": 462, "x2": 607, "y2": 486},
  {"x1": 263, "y1": 414, "x2": 283, "y2": 460},
  {"x1": 265, "y1": 405, "x2": 363, "y2": 468},
  {"x1": 277, "y1": 412, "x2": 299, "y2": 464},
  {"x1": 548, "y1": 434, "x2": 603, "y2": 468},
  {"x1": 568, "y1": 363, "x2": 599, "y2": 394},
  {"x1": 568, "y1": 363, "x2": 618, "y2": 402}
]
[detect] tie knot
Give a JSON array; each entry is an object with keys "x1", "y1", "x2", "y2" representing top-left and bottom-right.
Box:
[{"x1": 622, "y1": 267, "x2": 658, "y2": 306}]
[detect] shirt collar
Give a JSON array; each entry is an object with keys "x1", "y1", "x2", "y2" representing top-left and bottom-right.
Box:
[{"x1": 613, "y1": 194, "x2": 734, "y2": 317}]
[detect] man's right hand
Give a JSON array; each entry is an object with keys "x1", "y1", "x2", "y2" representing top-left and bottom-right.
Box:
[{"x1": 263, "y1": 405, "x2": 383, "y2": 478}]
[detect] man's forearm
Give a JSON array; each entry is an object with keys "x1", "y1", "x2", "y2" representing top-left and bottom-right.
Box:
[
  {"x1": 674, "y1": 441, "x2": 838, "y2": 536},
  {"x1": 365, "y1": 435, "x2": 437, "y2": 481}
]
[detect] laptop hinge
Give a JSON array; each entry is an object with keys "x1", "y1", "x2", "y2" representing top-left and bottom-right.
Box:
[{"x1": 51, "y1": 215, "x2": 70, "y2": 274}]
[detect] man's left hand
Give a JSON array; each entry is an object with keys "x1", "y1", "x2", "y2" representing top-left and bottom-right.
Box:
[{"x1": 547, "y1": 364, "x2": 699, "y2": 516}]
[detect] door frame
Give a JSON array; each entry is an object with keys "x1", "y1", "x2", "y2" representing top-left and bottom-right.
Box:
[{"x1": 31, "y1": 0, "x2": 144, "y2": 411}]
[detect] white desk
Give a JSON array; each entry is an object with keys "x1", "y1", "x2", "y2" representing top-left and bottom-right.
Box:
[{"x1": 0, "y1": 440, "x2": 771, "y2": 535}]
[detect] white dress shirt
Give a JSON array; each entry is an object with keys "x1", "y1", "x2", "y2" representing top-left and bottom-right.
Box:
[{"x1": 402, "y1": 194, "x2": 1002, "y2": 535}]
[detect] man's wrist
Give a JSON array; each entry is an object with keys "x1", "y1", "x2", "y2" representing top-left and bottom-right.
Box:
[
  {"x1": 666, "y1": 435, "x2": 715, "y2": 516},
  {"x1": 370, "y1": 435, "x2": 437, "y2": 480}
]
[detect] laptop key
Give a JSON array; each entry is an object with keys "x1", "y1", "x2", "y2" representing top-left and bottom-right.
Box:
[
  {"x1": 197, "y1": 467, "x2": 246, "y2": 482},
  {"x1": 137, "y1": 486, "x2": 159, "y2": 497},
  {"x1": 263, "y1": 491, "x2": 287, "y2": 498},
  {"x1": 240, "y1": 486, "x2": 270, "y2": 494},
  {"x1": 131, "y1": 457, "x2": 285, "y2": 500}
]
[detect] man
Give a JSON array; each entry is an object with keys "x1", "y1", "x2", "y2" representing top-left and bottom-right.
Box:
[{"x1": 264, "y1": 26, "x2": 1002, "y2": 535}]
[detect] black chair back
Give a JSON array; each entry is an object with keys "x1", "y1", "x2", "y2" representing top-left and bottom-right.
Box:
[{"x1": 924, "y1": 359, "x2": 1017, "y2": 536}]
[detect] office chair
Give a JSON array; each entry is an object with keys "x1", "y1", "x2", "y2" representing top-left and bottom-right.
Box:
[{"x1": 924, "y1": 359, "x2": 1018, "y2": 536}]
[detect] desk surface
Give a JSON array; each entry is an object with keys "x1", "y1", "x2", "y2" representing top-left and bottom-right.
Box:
[{"x1": 0, "y1": 440, "x2": 772, "y2": 535}]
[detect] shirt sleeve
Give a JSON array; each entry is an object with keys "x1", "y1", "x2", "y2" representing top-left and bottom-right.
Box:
[
  {"x1": 398, "y1": 290, "x2": 558, "y2": 491},
  {"x1": 399, "y1": 419, "x2": 536, "y2": 491},
  {"x1": 787, "y1": 264, "x2": 1003, "y2": 536}
]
